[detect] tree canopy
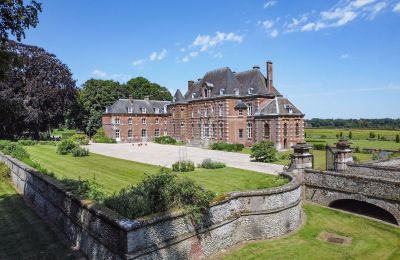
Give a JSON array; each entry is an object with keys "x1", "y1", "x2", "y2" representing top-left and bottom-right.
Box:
[{"x1": 125, "y1": 77, "x2": 172, "y2": 101}]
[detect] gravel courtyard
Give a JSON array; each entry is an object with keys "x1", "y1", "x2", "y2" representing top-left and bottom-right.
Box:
[{"x1": 86, "y1": 143, "x2": 284, "y2": 175}]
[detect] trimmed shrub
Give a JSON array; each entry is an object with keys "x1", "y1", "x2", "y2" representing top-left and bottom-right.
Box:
[
  {"x1": 172, "y1": 160, "x2": 195, "y2": 172},
  {"x1": 71, "y1": 147, "x2": 89, "y2": 157},
  {"x1": 199, "y1": 158, "x2": 226, "y2": 169},
  {"x1": 70, "y1": 134, "x2": 89, "y2": 145},
  {"x1": 0, "y1": 142, "x2": 30, "y2": 160},
  {"x1": 104, "y1": 168, "x2": 215, "y2": 223},
  {"x1": 396, "y1": 134, "x2": 399, "y2": 143},
  {"x1": 369, "y1": 132, "x2": 376, "y2": 138},
  {"x1": 312, "y1": 143, "x2": 326, "y2": 150},
  {"x1": 61, "y1": 177, "x2": 105, "y2": 202},
  {"x1": 0, "y1": 162, "x2": 10, "y2": 180},
  {"x1": 250, "y1": 140, "x2": 277, "y2": 163},
  {"x1": 154, "y1": 136, "x2": 177, "y2": 144},
  {"x1": 92, "y1": 128, "x2": 116, "y2": 143},
  {"x1": 57, "y1": 139, "x2": 77, "y2": 155},
  {"x1": 210, "y1": 142, "x2": 244, "y2": 152},
  {"x1": 17, "y1": 139, "x2": 37, "y2": 146}
]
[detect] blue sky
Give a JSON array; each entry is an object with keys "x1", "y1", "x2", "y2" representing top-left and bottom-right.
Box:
[{"x1": 21, "y1": 0, "x2": 400, "y2": 119}]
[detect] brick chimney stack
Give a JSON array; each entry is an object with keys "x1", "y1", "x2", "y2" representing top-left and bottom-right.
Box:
[
  {"x1": 128, "y1": 95, "x2": 133, "y2": 102},
  {"x1": 188, "y1": 80, "x2": 194, "y2": 91},
  {"x1": 266, "y1": 61, "x2": 273, "y2": 93},
  {"x1": 144, "y1": 96, "x2": 149, "y2": 101}
]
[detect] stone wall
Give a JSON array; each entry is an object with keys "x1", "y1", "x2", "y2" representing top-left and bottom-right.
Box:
[{"x1": 0, "y1": 152, "x2": 302, "y2": 259}]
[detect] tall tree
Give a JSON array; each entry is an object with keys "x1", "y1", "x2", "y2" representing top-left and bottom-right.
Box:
[
  {"x1": 125, "y1": 77, "x2": 172, "y2": 101},
  {"x1": 0, "y1": 41, "x2": 78, "y2": 139}
]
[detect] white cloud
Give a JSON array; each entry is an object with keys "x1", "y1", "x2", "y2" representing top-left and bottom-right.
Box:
[
  {"x1": 270, "y1": 29, "x2": 279, "y2": 38},
  {"x1": 351, "y1": 0, "x2": 376, "y2": 8},
  {"x1": 149, "y1": 48, "x2": 167, "y2": 61},
  {"x1": 132, "y1": 59, "x2": 145, "y2": 66},
  {"x1": 263, "y1": 1, "x2": 277, "y2": 9},
  {"x1": 367, "y1": 2, "x2": 387, "y2": 19},
  {"x1": 262, "y1": 20, "x2": 274, "y2": 29},
  {"x1": 192, "y1": 31, "x2": 243, "y2": 52},
  {"x1": 181, "y1": 55, "x2": 189, "y2": 63},
  {"x1": 340, "y1": 53, "x2": 349, "y2": 59},
  {"x1": 180, "y1": 47, "x2": 186, "y2": 52},
  {"x1": 91, "y1": 69, "x2": 107, "y2": 78},
  {"x1": 189, "y1": 51, "x2": 198, "y2": 57},
  {"x1": 213, "y1": 52, "x2": 223, "y2": 59},
  {"x1": 394, "y1": 2, "x2": 400, "y2": 13}
]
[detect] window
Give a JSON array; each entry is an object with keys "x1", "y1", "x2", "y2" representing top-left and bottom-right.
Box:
[
  {"x1": 246, "y1": 103, "x2": 253, "y2": 116},
  {"x1": 192, "y1": 93, "x2": 197, "y2": 99},
  {"x1": 128, "y1": 107, "x2": 133, "y2": 113},
  {"x1": 234, "y1": 89, "x2": 239, "y2": 95},
  {"x1": 220, "y1": 89, "x2": 225, "y2": 95},
  {"x1": 264, "y1": 123, "x2": 270, "y2": 138},
  {"x1": 141, "y1": 129, "x2": 147, "y2": 138},
  {"x1": 142, "y1": 118, "x2": 147, "y2": 125},
  {"x1": 141, "y1": 107, "x2": 146, "y2": 113},
  {"x1": 219, "y1": 123, "x2": 223, "y2": 138},
  {"x1": 128, "y1": 118, "x2": 133, "y2": 125},
  {"x1": 212, "y1": 123, "x2": 216, "y2": 137},
  {"x1": 154, "y1": 108, "x2": 160, "y2": 114},
  {"x1": 115, "y1": 129, "x2": 120, "y2": 139},
  {"x1": 180, "y1": 121, "x2": 184, "y2": 127},
  {"x1": 128, "y1": 129, "x2": 133, "y2": 138},
  {"x1": 283, "y1": 122, "x2": 288, "y2": 137},
  {"x1": 205, "y1": 107, "x2": 209, "y2": 117},
  {"x1": 155, "y1": 129, "x2": 160, "y2": 137},
  {"x1": 295, "y1": 122, "x2": 300, "y2": 137},
  {"x1": 247, "y1": 122, "x2": 252, "y2": 138},
  {"x1": 115, "y1": 117, "x2": 120, "y2": 125},
  {"x1": 155, "y1": 118, "x2": 159, "y2": 124},
  {"x1": 204, "y1": 123, "x2": 210, "y2": 138},
  {"x1": 191, "y1": 124, "x2": 195, "y2": 137},
  {"x1": 204, "y1": 88, "x2": 209, "y2": 98},
  {"x1": 218, "y1": 104, "x2": 223, "y2": 116},
  {"x1": 191, "y1": 109, "x2": 194, "y2": 118},
  {"x1": 238, "y1": 110, "x2": 243, "y2": 116},
  {"x1": 248, "y1": 88, "x2": 254, "y2": 94},
  {"x1": 239, "y1": 129, "x2": 243, "y2": 138}
]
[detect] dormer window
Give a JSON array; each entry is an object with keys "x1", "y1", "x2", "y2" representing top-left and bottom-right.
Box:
[
  {"x1": 192, "y1": 93, "x2": 197, "y2": 99},
  {"x1": 154, "y1": 108, "x2": 160, "y2": 114},
  {"x1": 141, "y1": 107, "x2": 146, "y2": 114},
  {"x1": 220, "y1": 89, "x2": 225, "y2": 95},
  {"x1": 163, "y1": 104, "x2": 168, "y2": 113},
  {"x1": 204, "y1": 88, "x2": 210, "y2": 98},
  {"x1": 248, "y1": 88, "x2": 254, "y2": 94},
  {"x1": 234, "y1": 89, "x2": 239, "y2": 95},
  {"x1": 284, "y1": 104, "x2": 293, "y2": 114},
  {"x1": 128, "y1": 107, "x2": 133, "y2": 113}
]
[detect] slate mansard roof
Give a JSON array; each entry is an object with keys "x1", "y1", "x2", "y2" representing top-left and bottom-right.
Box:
[
  {"x1": 259, "y1": 97, "x2": 303, "y2": 116},
  {"x1": 104, "y1": 99, "x2": 170, "y2": 115}
]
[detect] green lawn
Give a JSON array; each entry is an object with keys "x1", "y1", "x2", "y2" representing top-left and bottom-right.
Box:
[
  {"x1": 0, "y1": 179, "x2": 73, "y2": 259},
  {"x1": 26, "y1": 145, "x2": 287, "y2": 196},
  {"x1": 220, "y1": 203, "x2": 400, "y2": 260},
  {"x1": 305, "y1": 128, "x2": 400, "y2": 141}
]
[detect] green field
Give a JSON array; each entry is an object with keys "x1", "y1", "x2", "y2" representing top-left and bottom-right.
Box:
[
  {"x1": 0, "y1": 180, "x2": 73, "y2": 259},
  {"x1": 26, "y1": 145, "x2": 287, "y2": 196},
  {"x1": 220, "y1": 203, "x2": 400, "y2": 260},
  {"x1": 305, "y1": 128, "x2": 400, "y2": 141}
]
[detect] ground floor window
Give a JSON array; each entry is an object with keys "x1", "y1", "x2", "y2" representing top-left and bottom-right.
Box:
[
  {"x1": 204, "y1": 123, "x2": 210, "y2": 138},
  {"x1": 295, "y1": 122, "x2": 300, "y2": 137},
  {"x1": 219, "y1": 123, "x2": 223, "y2": 138},
  {"x1": 141, "y1": 129, "x2": 147, "y2": 138},
  {"x1": 247, "y1": 122, "x2": 252, "y2": 138},
  {"x1": 128, "y1": 129, "x2": 132, "y2": 138},
  {"x1": 155, "y1": 128, "x2": 160, "y2": 137},
  {"x1": 115, "y1": 129, "x2": 120, "y2": 139},
  {"x1": 239, "y1": 129, "x2": 243, "y2": 139},
  {"x1": 264, "y1": 122, "x2": 270, "y2": 138}
]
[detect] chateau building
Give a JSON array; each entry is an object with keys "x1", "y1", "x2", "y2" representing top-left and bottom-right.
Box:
[{"x1": 102, "y1": 61, "x2": 304, "y2": 149}]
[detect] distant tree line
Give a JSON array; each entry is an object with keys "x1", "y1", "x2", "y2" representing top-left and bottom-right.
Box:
[{"x1": 306, "y1": 118, "x2": 400, "y2": 129}]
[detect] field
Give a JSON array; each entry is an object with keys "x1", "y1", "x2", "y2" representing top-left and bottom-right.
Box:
[
  {"x1": 219, "y1": 203, "x2": 400, "y2": 260},
  {"x1": 0, "y1": 179, "x2": 73, "y2": 259},
  {"x1": 26, "y1": 145, "x2": 287, "y2": 196},
  {"x1": 305, "y1": 128, "x2": 400, "y2": 141}
]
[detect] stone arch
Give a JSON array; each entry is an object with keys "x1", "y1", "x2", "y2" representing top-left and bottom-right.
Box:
[{"x1": 328, "y1": 199, "x2": 398, "y2": 225}]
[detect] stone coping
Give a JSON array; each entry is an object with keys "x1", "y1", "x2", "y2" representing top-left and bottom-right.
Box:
[{"x1": 348, "y1": 159, "x2": 400, "y2": 171}]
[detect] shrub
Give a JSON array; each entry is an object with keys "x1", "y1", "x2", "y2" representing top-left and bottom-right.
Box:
[
  {"x1": 210, "y1": 142, "x2": 244, "y2": 152},
  {"x1": 154, "y1": 136, "x2": 177, "y2": 144},
  {"x1": 312, "y1": 143, "x2": 326, "y2": 150},
  {"x1": 17, "y1": 139, "x2": 37, "y2": 146},
  {"x1": 348, "y1": 131, "x2": 352, "y2": 139},
  {"x1": 0, "y1": 162, "x2": 10, "y2": 180},
  {"x1": 24, "y1": 159, "x2": 55, "y2": 177},
  {"x1": 104, "y1": 168, "x2": 215, "y2": 223},
  {"x1": 199, "y1": 158, "x2": 226, "y2": 169},
  {"x1": 278, "y1": 152, "x2": 291, "y2": 160},
  {"x1": 369, "y1": 132, "x2": 376, "y2": 138},
  {"x1": 172, "y1": 160, "x2": 195, "y2": 172},
  {"x1": 61, "y1": 132, "x2": 76, "y2": 140},
  {"x1": 61, "y1": 177, "x2": 105, "y2": 202},
  {"x1": 396, "y1": 134, "x2": 399, "y2": 143},
  {"x1": 92, "y1": 128, "x2": 116, "y2": 143},
  {"x1": 354, "y1": 146, "x2": 361, "y2": 153},
  {"x1": 0, "y1": 142, "x2": 30, "y2": 161},
  {"x1": 57, "y1": 139, "x2": 77, "y2": 155},
  {"x1": 70, "y1": 134, "x2": 89, "y2": 145},
  {"x1": 71, "y1": 147, "x2": 89, "y2": 157},
  {"x1": 250, "y1": 141, "x2": 277, "y2": 163},
  {"x1": 352, "y1": 155, "x2": 360, "y2": 162}
]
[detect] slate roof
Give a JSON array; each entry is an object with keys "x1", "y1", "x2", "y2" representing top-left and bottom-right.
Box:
[
  {"x1": 235, "y1": 100, "x2": 248, "y2": 109},
  {"x1": 259, "y1": 97, "x2": 303, "y2": 116},
  {"x1": 104, "y1": 99, "x2": 170, "y2": 114},
  {"x1": 173, "y1": 89, "x2": 185, "y2": 102}
]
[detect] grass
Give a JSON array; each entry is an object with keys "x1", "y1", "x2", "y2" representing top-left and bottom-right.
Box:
[
  {"x1": 26, "y1": 145, "x2": 287, "y2": 196},
  {"x1": 305, "y1": 128, "x2": 400, "y2": 141},
  {"x1": 219, "y1": 203, "x2": 400, "y2": 260},
  {"x1": 0, "y1": 179, "x2": 73, "y2": 259}
]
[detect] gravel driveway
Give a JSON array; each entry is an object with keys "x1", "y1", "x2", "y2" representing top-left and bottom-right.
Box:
[{"x1": 86, "y1": 142, "x2": 284, "y2": 175}]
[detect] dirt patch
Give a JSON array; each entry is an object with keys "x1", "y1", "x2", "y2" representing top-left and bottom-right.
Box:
[{"x1": 317, "y1": 231, "x2": 352, "y2": 246}]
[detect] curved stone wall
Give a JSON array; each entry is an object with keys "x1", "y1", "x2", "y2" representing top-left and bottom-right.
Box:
[{"x1": 0, "y1": 153, "x2": 302, "y2": 259}]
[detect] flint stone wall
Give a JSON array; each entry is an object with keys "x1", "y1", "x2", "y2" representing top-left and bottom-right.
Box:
[
  {"x1": 0, "y1": 152, "x2": 302, "y2": 259},
  {"x1": 303, "y1": 168, "x2": 400, "y2": 224}
]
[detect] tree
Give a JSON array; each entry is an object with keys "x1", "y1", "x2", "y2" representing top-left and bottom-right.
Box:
[
  {"x1": 250, "y1": 140, "x2": 277, "y2": 163},
  {"x1": 396, "y1": 134, "x2": 399, "y2": 143},
  {"x1": 349, "y1": 131, "x2": 352, "y2": 139},
  {"x1": 0, "y1": 40, "x2": 78, "y2": 139},
  {"x1": 124, "y1": 77, "x2": 172, "y2": 101}
]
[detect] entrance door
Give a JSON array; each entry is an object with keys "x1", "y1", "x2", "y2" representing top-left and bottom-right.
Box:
[
  {"x1": 284, "y1": 138, "x2": 287, "y2": 149},
  {"x1": 115, "y1": 129, "x2": 121, "y2": 142}
]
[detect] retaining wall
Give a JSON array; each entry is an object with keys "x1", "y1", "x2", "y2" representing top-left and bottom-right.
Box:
[{"x1": 0, "y1": 152, "x2": 302, "y2": 259}]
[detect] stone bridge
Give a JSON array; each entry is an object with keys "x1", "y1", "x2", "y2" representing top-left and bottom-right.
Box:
[{"x1": 291, "y1": 142, "x2": 400, "y2": 225}]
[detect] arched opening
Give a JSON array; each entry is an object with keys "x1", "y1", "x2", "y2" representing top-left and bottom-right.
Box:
[
  {"x1": 329, "y1": 199, "x2": 398, "y2": 225},
  {"x1": 264, "y1": 122, "x2": 270, "y2": 139}
]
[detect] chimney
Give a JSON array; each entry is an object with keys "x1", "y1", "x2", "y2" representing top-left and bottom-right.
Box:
[
  {"x1": 253, "y1": 65, "x2": 260, "y2": 70},
  {"x1": 128, "y1": 95, "x2": 133, "y2": 102},
  {"x1": 266, "y1": 61, "x2": 273, "y2": 93},
  {"x1": 188, "y1": 80, "x2": 194, "y2": 91},
  {"x1": 144, "y1": 95, "x2": 149, "y2": 101}
]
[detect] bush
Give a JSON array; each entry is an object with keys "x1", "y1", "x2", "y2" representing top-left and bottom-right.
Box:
[
  {"x1": 0, "y1": 141, "x2": 30, "y2": 161},
  {"x1": 172, "y1": 160, "x2": 195, "y2": 172},
  {"x1": 57, "y1": 139, "x2": 77, "y2": 155},
  {"x1": 104, "y1": 168, "x2": 215, "y2": 223},
  {"x1": 71, "y1": 147, "x2": 89, "y2": 157},
  {"x1": 70, "y1": 134, "x2": 89, "y2": 145},
  {"x1": 352, "y1": 155, "x2": 360, "y2": 162},
  {"x1": 369, "y1": 132, "x2": 376, "y2": 138},
  {"x1": 92, "y1": 128, "x2": 116, "y2": 143},
  {"x1": 210, "y1": 142, "x2": 244, "y2": 152},
  {"x1": 199, "y1": 158, "x2": 226, "y2": 169},
  {"x1": 154, "y1": 136, "x2": 177, "y2": 144},
  {"x1": 396, "y1": 134, "x2": 399, "y2": 143},
  {"x1": 17, "y1": 139, "x2": 37, "y2": 146},
  {"x1": 278, "y1": 152, "x2": 291, "y2": 160},
  {"x1": 250, "y1": 141, "x2": 277, "y2": 163},
  {"x1": 61, "y1": 132, "x2": 76, "y2": 140},
  {"x1": 61, "y1": 177, "x2": 105, "y2": 202},
  {"x1": 0, "y1": 162, "x2": 10, "y2": 180},
  {"x1": 312, "y1": 143, "x2": 326, "y2": 150},
  {"x1": 354, "y1": 146, "x2": 361, "y2": 153}
]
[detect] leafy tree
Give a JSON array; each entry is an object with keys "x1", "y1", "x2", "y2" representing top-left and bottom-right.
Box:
[
  {"x1": 349, "y1": 131, "x2": 352, "y2": 139},
  {"x1": 0, "y1": 41, "x2": 78, "y2": 139},
  {"x1": 396, "y1": 134, "x2": 399, "y2": 143},
  {"x1": 250, "y1": 140, "x2": 277, "y2": 163},
  {"x1": 124, "y1": 77, "x2": 172, "y2": 101}
]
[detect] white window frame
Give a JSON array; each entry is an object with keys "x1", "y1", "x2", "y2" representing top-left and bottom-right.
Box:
[
  {"x1": 247, "y1": 103, "x2": 253, "y2": 116},
  {"x1": 115, "y1": 129, "x2": 120, "y2": 139},
  {"x1": 238, "y1": 110, "x2": 243, "y2": 116},
  {"x1": 115, "y1": 117, "x2": 120, "y2": 125},
  {"x1": 142, "y1": 118, "x2": 147, "y2": 125},
  {"x1": 128, "y1": 107, "x2": 133, "y2": 113},
  {"x1": 141, "y1": 129, "x2": 147, "y2": 138},
  {"x1": 247, "y1": 122, "x2": 252, "y2": 139},
  {"x1": 141, "y1": 107, "x2": 146, "y2": 114},
  {"x1": 155, "y1": 128, "x2": 160, "y2": 137},
  {"x1": 128, "y1": 118, "x2": 133, "y2": 125},
  {"x1": 154, "y1": 108, "x2": 160, "y2": 114},
  {"x1": 128, "y1": 129, "x2": 133, "y2": 138},
  {"x1": 155, "y1": 118, "x2": 159, "y2": 124}
]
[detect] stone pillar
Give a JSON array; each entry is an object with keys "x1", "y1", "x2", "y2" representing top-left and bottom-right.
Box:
[
  {"x1": 291, "y1": 142, "x2": 314, "y2": 171},
  {"x1": 334, "y1": 139, "x2": 353, "y2": 171}
]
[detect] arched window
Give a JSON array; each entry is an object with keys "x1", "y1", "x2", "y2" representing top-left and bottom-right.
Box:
[
  {"x1": 264, "y1": 123, "x2": 270, "y2": 139},
  {"x1": 295, "y1": 122, "x2": 300, "y2": 137},
  {"x1": 283, "y1": 123, "x2": 288, "y2": 137}
]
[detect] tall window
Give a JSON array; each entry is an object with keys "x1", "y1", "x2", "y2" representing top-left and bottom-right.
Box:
[
  {"x1": 247, "y1": 103, "x2": 253, "y2": 116},
  {"x1": 247, "y1": 122, "x2": 252, "y2": 138},
  {"x1": 219, "y1": 123, "x2": 223, "y2": 138},
  {"x1": 264, "y1": 123, "x2": 270, "y2": 138},
  {"x1": 283, "y1": 123, "x2": 288, "y2": 137},
  {"x1": 191, "y1": 109, "x2": 194, "y2": 118},
  {"x1": 212, "y1": 123, "x2": 216, "y2": 137},
  {"x1": 141, "y1": 129, "x2": 147, "y2": 138},
  {"x1": 115, "y1": 117, "x2": 120, "y2": 125},
  {"x1": 141, "y1": 107, "x2": 146, "y2": 113},
  {"x1": 220, "y1": 89, "x2": 225, "y2": 95},
  {"x1": 142, "y1": 118, "x2": 147, "y2": 125},
  {"x1": 295, "y1": 122, "x2": 300, "y2": 137},
  {"x1": 128, "y1": 129, "x2": 132, "y2": 138},
  {"x1": 204, "y1": 88, "x2": 209, "y2": 97},
  {"x1": 155, "y1": 118, "x2": 159, "y2": 124},
  {"x1": 238, "y1": 129, "x2": 243, "y2": 138},
  {"x1": 128, "y1": 107, "x2": 133, "y2": 113},
  {"x1": 155, "y1": 129, "x2": 160, "y2": 137},
  {"x1": 204, "y1": 123, "x2": 210, "y2": 138},
  {"x1": 218, "y1": 104, "x2": 223, "y2": 116},
  {"x1": 115, "y1": 129, "x2": 120, "y2": 139},
  {"x1": 128, "y1": 118, "x2": 133, "y2": 125},
  {"x1": 205, "y1": 107, "x2": 209, "y2": 117},
  {"x1": 154, "y1": 108, "x2": 160, "y2": 114}
]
